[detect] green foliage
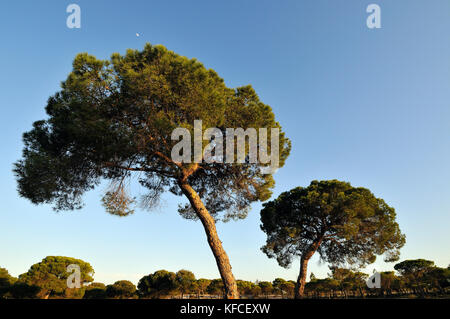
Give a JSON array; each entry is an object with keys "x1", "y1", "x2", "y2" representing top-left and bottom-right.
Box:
[
  {"x1": 424, "y1": 267, "x2": 450, "y2": 290},
  {"x1": 380, "y1": 271, "x2": 399, "y2": 293},
  {"x1": 8, "y1": 282, "x2": 41, "y2": 299},
  {"x1": 106, "y1": 280, "x2": 136, "y2": 299},
  {"x1": 14, "y1": 43, "x2": 290, "y2": 222},
  {"x1": 0, "y1": 267, "x2": 17, "y2": 298},
  {"x1": 207, "y1": 279, "x2": 224, "y2": 296},
  {"x1": 394, "y1": 259, "x2": 435, "y2": 276},
  {"x1": 272, "y1": 273, "x2": 296, "y2": 297},
  {"x1": 329, "y1": 267, "x2": 368, "y2": 295},
  {"x1": 258, "y1": 281, "x2": 273, "y2": 296},
  {"x1": 260, "y1": 180, "x2": 406, "y2": 268},
  {"x1": 101, "y1": 184, "x2": 135, "y2": 217},
  {"x1": 272, "y1": 277, "x2": 287, "y2": 295},
  {"x1": 83, "y1": 282, "x2": 107, "y2": 299},
  {"x1": 394, "y1": 259, "x2": 437, "y2": 293},
  {"x1": 281, "y1": 281, "x2": 295, "y2": 297},
  {"x1": 175, "y1": 269, "x2": 196, "y2": 296},
  {"x1": 138, "y1": 270, "x2": 177, "y2": 298},
  {"x1": 195, "y1": 278, "x2": 212, "y2": 296},
  {"x1": 0, "y1": 267, "x2": 16, "y2": 284},
  {"x1": 236, "y1": 280, "x2": 255, "y2": 296},
  {"x1": 5, "y1": 260, "x2": 448, "y2": 299},
  {"x1": 306, "y1": 277, "x2": 340, "y2": 296},
  {"x1": 303, "y1": 261, "x2": 449, "y2": 298},
  {"x1": 18, "y1": 256, "x2": 94, "y2": 298},
  {"x1": 251, "y1": 285, "x2": 262, "y2": 297}
]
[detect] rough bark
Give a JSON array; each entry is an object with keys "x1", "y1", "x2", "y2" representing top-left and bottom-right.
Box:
[
  {"x1": 294, "y1": 239, "x2": 323, "y2": 299},
  {"x1": 295, "y1": 257, "x2": 310, "y2": 298},
  {"x1": 178, "y1": 181, "x2": 239, "y2": 299}
]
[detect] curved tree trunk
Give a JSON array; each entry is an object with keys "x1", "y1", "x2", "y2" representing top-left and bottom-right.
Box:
[
  {"x1": 295, "y1": 257, "x2": 310, "y2": 298},
  {"x1": 294, "y1": 239, "x2": 323, "y2": 299},
  {"x1": 179, "y1": 181, "x2": 239, "y2": 299}
]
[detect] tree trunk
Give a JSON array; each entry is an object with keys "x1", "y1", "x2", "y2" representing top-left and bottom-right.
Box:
[
  {"x1": 295, "y1": 257, "x2": 310, "y2": 298},
  {"x1": 359, "y1": 286, "x2": 365, "y2": 298},
  {"x1": 179, "y1": 181, "x2": 239, "y2": 299},
  {"x1": 294, "y1": 239, "x2": 322, "y2": 299}
]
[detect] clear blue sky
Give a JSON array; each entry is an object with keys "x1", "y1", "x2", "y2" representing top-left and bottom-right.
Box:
[{"x1": 0, "y1": 0, "x2": 449, "y2": 284}]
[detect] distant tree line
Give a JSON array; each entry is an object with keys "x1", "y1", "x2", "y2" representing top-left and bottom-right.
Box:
[
  {"x1": 1, "y1": 256, "x2": 448, "y2": 299},
  {"x1": 305, "y1": 260, "x2": 450, "y2": 298}
]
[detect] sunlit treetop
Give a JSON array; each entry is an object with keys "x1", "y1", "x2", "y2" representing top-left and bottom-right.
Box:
[
  {"x1": 261, "y1": 180, "x2": 406, "y2": 269},
  {"x1": 14, "y1": 43, "x2": 290, "y2": 222}
]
